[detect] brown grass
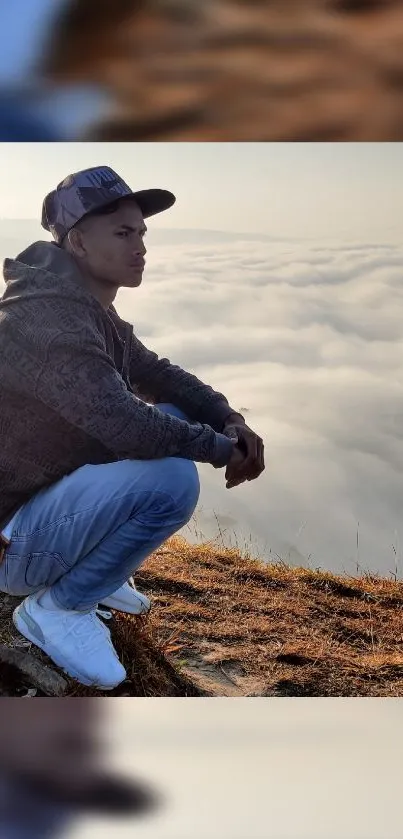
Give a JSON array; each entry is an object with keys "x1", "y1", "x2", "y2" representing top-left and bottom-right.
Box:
[{"x1": 2, "y1": 525, "x2": 403, "y2": 696}]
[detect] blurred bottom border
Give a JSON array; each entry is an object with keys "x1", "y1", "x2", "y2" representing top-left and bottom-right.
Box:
[{"x1": 0, "y1": 698, "x2": 400, "y2": 839}]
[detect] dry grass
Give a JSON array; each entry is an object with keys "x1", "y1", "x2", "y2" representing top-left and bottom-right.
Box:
[
  {"x1": 126, "y1": 534, "x2": 403, "y2": 696},
  {"x1": 2, "y1": 520, "x2": 403, "y2": 696}
]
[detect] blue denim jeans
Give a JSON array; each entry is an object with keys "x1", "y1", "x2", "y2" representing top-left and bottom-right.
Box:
[{"x1": 0, "y1": 404, "x2": 200, "y2": 610}]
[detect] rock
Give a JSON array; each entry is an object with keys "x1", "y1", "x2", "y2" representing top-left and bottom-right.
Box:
[{"x1": 0, "y1": 645, "x2": 68, "y2": 696}]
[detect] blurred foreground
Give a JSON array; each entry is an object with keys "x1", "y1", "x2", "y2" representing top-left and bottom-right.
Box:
[
  {"x1": 1, "y1": 698, "x2": 401, "y2": 839},
  {"x1": 0, "y1": 698, "x2": 160, "y2": 838},
  {"x1": 1, "y1": 1, "x2": 403, "y2": 140}
]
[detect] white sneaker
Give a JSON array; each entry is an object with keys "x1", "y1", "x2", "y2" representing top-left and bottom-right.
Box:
[
  {"x1": 13, "y1": 590, "x2": 126, "y2": 690},
  {"x1": 99, "y1": 581, "x2": 151, "y2": 616}
]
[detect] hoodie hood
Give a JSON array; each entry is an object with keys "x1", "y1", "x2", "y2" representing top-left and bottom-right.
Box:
[{"x1": 1, "y1": 239, "x2": 134, "y2": 385}]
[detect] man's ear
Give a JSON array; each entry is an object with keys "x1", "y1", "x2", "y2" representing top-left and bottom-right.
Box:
[{"x1": 67, "y1": 226, "x2": 86, "y2": 258}]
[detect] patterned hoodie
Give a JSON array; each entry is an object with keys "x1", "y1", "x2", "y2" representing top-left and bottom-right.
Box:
[{"x1": 0, "y1": 240, "x2": 239, "y2": 531}]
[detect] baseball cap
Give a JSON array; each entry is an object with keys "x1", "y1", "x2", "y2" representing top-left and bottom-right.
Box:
[{"x1": 41, "y1": 165, "x2": 176, "y2": 243}]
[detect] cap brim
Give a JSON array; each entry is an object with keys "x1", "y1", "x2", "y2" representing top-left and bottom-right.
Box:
[
  {"x1": 130, "y1": 189, "x2": 176, "y2": 218},
  {"x1": 41, "y1": 185, "x2": 176, "y2": 240}
]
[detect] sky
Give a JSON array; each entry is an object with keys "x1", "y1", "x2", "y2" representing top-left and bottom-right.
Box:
[
  {"x1": 1, "y1": 143, "x2": 403, "y2": 579},
  {"x1": 1, "y1": 142, "x2": 403, "y2": 240},
  {"x1": 70, "y1": 698, "x2": 403, "y2": 839}
]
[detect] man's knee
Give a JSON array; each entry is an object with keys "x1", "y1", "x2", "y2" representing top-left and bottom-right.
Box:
[
  {"x1": 171, "y1": 458, "x2": 200, "y2": 520},
  {"x1": 154, "y1": 402, "x2": 190, "y2": 422},
  {"x1": 152, "y1": 404, "x2": 199, "y2": 515}
]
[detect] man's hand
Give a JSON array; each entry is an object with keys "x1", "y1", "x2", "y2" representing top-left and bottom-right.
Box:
[
  {"x1": 224, "y1": 443, "x2": 247, "y2": 489},
  {"x1": 223, "y1": 417, "x2": 265, "y2": 489}
]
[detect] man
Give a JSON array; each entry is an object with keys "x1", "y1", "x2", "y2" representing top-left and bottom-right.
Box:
[{"x1": 0, "y1": 165, "x2": 265, "y2": 690}]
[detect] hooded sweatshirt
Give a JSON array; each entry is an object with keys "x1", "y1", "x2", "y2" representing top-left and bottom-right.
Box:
[{"x1": 0, "y1": 241, "x2": 239, "y2": 532}]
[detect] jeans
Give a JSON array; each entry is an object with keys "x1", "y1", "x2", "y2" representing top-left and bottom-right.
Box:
[{"x1": 0, "y1": 404, "x2": 200, "y2": 610}]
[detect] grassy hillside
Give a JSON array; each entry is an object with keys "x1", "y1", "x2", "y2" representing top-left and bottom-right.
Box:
[{"x1": 1, "y1": 527, "x2": 403, "y2": 697}]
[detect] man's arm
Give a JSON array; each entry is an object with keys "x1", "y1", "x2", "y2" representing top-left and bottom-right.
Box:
[
  {"x1": 11, "y1": 303, "x2": 235, "y2": 468},
  {"x1": 129, "y1": 333, "x2": 245, "y2": 433}
]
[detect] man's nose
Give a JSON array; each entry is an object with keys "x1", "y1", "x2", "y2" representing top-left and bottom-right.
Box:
[{"x1": 133, "y1": 238, "x2": 146, "y2": 256}]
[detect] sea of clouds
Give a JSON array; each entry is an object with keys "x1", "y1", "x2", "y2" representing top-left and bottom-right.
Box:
[{"x1": 2, "y1": 223, "x2": 403, "y2": 579}]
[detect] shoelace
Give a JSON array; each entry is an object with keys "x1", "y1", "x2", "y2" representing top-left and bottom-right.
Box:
[{"x1": 96, "y1": 607, "x2": 113, "y2": 621}]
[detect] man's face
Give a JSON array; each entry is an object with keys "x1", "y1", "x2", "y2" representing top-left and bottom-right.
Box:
[{"x1": 78, "y1": 198, "x2": 147, "y2": 288}]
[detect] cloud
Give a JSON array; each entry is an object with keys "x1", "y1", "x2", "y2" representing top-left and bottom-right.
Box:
[{"x1": 130, "y1": 233, "x2": 403, "y2": 576}]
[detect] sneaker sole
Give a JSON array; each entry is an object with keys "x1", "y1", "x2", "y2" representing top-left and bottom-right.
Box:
[{"x1": 12, "y1": 602, "x2": 126, "y2": 691}]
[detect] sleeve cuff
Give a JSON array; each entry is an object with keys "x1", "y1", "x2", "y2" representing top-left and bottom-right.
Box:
[
  {"x1": 197, "y1": 400, "x2": 244, "y2": 432},
  {"x1": 211, "y1": 433, "x2": 235, "y2": 468}
]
